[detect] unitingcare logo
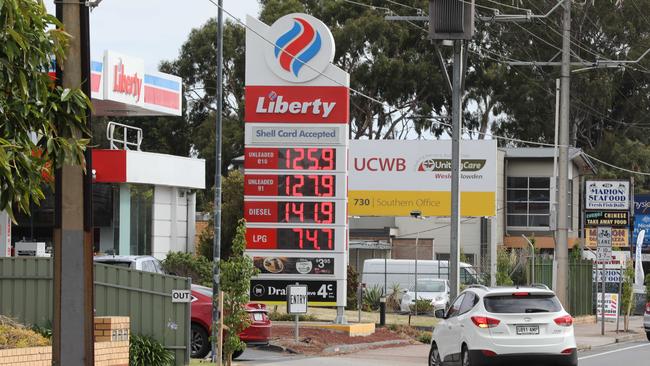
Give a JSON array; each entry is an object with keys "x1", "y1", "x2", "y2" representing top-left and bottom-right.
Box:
[{"x1": 274, "y1": 18, "x2": 322, "y2": 77}]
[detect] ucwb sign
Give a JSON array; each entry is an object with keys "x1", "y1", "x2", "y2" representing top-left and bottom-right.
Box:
[{"x1": 171, "y1": 289, "x2": 192, "y2": 303}]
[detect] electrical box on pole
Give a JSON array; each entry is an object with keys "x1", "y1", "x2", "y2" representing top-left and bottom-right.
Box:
[{"x1": 428, "y1": 0, "x2": 475, "y2": 40}]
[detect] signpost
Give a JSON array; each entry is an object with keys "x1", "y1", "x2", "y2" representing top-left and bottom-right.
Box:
[
  {"x1": 597, "y1": 227, "x2": 612, "y2": 335},
  {"x1": 584, "y1": 179, "x2": 631, "y2": 336},
  {"x1": 287, "y1": 285, "x2": 308, "y2": 342},
  {"x1": 243, "y1": 13, "x2": 349, "y2": 320}
]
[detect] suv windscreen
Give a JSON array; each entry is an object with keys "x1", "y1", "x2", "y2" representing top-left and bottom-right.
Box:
[{"x1": 484, "y1": 294, "x2": 562, "y2": 313}]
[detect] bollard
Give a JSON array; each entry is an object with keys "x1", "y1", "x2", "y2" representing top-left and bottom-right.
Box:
[{"x1": 379, "y1": 297, "x2": 386, "y2": 327}]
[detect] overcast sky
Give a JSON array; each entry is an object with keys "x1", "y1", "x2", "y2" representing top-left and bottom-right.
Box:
[{"x1": 45, "y1": 0, "x2": 260, "y2": 70}]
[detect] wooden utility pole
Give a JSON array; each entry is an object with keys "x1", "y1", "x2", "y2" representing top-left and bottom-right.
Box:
[{"x1": 53, "y1": 1, "x2": 94, "y2": 365}]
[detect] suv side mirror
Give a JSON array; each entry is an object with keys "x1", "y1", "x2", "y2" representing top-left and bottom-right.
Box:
[{"x1": 434, "y1": 309, "x2": 445, "y2": 319}]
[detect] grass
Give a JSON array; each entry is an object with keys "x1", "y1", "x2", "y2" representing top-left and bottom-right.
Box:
[{"x1": 266, "y1": 306, "x2": 438, "y2": 328}]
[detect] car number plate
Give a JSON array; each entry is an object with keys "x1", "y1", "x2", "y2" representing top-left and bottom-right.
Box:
[
  {"x1": 516, "y1": 325, "x2": 539, "y2": 335},
  {"x1": 252, "y1": 313, "x2": 264, "y2": 321}
]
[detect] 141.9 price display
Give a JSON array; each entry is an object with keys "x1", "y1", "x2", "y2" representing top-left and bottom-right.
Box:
[{"x1": 245, "y1": 147, "x2": 337, "y2": 170}]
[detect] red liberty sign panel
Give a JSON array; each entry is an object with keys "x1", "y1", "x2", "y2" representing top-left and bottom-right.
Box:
[{"x1": 245, "y1": 86, "x2": 348, "y2": 123}]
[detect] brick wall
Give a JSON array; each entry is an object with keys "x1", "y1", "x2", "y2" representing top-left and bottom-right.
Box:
[
  {"x1": 0, "y1": 316, "x2": 130, "y2": 366},
  {"x1": 94, "y1": 316, "x2": 130, "y2": 366},
  {"x1": 0, "y1": 346, "x2": 51, "y2": 366}
]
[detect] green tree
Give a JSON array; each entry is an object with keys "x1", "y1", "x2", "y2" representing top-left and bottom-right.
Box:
[
  {"x1": 220, "y1": 220, "x2": 258, "y2": 365},
  {"x1": 0, "y1": 0, "x2": 90, "y2": 218},
  {"x1": 161, "y1": 251, "x2": 212, "y2": 286},
  {"x1": 197, "y1": 169, "x2": 244, "y2": 260},
  {"x1": 621, "y1": 262, "x2": 635, "y2": 331},
  {"x1": 496, "y1": 247, "x2": 514, "y2": 286}
]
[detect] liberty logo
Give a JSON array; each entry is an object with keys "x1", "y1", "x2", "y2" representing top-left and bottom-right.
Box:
[
  {"x1": 264, "y1": 13, "x2": 335, "y2": 83},
  {"x1": 274, "y1": 18, "x2": 322, "y2": 77}
]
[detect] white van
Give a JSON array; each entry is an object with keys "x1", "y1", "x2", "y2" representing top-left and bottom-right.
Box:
[{"x1": 361, "y1": 259, "x2": 480, "y2": 293}]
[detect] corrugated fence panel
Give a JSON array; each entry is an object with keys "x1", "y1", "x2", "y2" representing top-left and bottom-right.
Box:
[
  {"x1": 533, "y1": 259, "x2": 594, "y2": 316},
  {"x1": 0, "y1": 258, "x2": 190, "y2": 365}
]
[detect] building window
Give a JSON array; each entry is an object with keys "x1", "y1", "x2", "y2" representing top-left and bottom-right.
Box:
[{"x1": 507, "y1": 177, "x2": 550, "y2": 228}]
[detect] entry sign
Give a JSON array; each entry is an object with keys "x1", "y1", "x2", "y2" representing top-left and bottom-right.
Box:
[
  {"x1": 286, "y1": 285, "x2": 308, "y2": 314},
  {"x1": 171, "y1": 289, "x2": 192, "y2": 303}
]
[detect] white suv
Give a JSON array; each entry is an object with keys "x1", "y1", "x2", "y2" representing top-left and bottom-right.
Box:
[{"x1": 429, "y1": 285, "x2": 577, "y2": 366}]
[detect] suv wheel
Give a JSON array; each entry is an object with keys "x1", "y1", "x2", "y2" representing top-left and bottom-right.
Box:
[
  {"x1": 191, "y1": 323, "x2": 210, "y2": 359},
  {"x1": 428, "y1": 343, "x2": 442, "y2": 366}
]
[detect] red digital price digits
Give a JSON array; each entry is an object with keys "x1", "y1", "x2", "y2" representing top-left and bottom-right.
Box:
[
  {"x1": 277, "y1": 228, "x2": 334, "y2": 250},
  {"x1": 280, "y1": 148, "x2": 335, "y2": 170},
  {"x1": 282, "y1": 175, "x2": 335, "y2": 197},
  {"x1": 281, "y1": 202, "x2": 335, "y2": 224}
]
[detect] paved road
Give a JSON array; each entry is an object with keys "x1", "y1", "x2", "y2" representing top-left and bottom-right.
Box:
[
  {"x1": 240, "y1": 342, "x2": 650, "y2": 366},
  {"x1": 579, "y1": 341, "x2": 650, "y2": 366}
]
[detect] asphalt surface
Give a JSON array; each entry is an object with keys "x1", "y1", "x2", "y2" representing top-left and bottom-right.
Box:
[
  {"x1": 238, "y1": 341, "x2": 650, "y2": 366},
  {"x1": 578, "y1": 341, "x2": 650, "y2": 366}
]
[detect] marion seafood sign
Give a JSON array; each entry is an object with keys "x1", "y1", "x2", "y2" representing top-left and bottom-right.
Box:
[
  {"x1": 244, "y1": 13, "x2": 349, "y2": 308},
  {"x1": 585, "y1": 180, "x2": 630, "y2": 210}
]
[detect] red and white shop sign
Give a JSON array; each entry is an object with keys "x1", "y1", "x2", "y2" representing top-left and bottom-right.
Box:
[{"x1": 244, "y1": 86, "x2": 348, "y2": 124}]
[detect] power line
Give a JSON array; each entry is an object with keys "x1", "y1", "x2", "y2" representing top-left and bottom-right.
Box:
[{"x1": 207, "y1": 0, "x2": 650, "y2": 177}]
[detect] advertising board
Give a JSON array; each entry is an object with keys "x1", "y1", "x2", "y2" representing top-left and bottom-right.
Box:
[
  {"x1": 348, "y1": 140, "x2": 497, "y2": 217},
  {"x1": 250, "y1": 279, "x2": 338, "y2": 306},
  {"x1": 585, "y1": 227, "x2": 629, "y2": 248},
  {"x1": 585, "y1": 180, "x2": 630, "y2": 210},
  {"x1": 596, "y1": 293, "x2": 619, "y2": 321},
  {"x1": 585, "y1": 211, "x2": 629, "y2": 227},
  {"x1": 633, "y1": 194, "x2": 650, "y2": 253}
]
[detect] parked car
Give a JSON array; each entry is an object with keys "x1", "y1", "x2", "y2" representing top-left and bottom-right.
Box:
[
  {"x1": 400, "y1": 279, "x2": 449, "y2": 313},
  {"x1": 429, "y1": 285, "x2": 577, "y2": 366},
  {"x1": 643, "y1": 302, "x2": 650, "y2": 341},
  {"x1": 190, "y1": 285, "x2": 271, "y2": 359},
  {"x1": 93, "y1": 255, "x2": 165, "y2": 274}
]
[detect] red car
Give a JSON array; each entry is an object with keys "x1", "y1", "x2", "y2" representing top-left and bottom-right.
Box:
[{"x1": 190, "y1": 285, "x2": 271, "y2": 359}]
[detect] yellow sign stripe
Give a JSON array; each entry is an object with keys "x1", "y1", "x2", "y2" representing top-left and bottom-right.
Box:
[{"x1": 348, "y1": 191, "x2": 496, "y2": 217}]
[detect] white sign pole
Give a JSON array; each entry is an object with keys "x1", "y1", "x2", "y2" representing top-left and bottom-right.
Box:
[{"x1": 597, "y1": 227, "x2": 612, "y2": 335}]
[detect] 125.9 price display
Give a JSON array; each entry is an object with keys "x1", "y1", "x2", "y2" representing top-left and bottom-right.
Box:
[{"x1": 245, "y1": 147, "x2": 337, "y2": 170}]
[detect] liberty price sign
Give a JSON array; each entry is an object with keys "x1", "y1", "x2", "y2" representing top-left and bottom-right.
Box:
[
  {"x1": 286, "y1": 285, "x2": 308, "y2": 314},
  {"x1": 244, "y1": 12, "x2": 349, "y2": 307}
]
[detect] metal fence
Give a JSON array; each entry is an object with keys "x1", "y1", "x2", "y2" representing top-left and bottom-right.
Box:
[
  {"x1": 0, "y1": 258, "x2": 191, "y2": 365},
  {"x1": 532, "y1": 259, "x2": 594, "y2": 316}
]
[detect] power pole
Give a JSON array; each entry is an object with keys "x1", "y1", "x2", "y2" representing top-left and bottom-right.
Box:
[
  {"x1": 53, "y1": 1, "x2": 94, "y2": 365},
  {"x1": 556, "y1": 0, "x2": 571, "y2": 307},
  {"x1": 212, "y1": 0, "x2": 224, "y2": 363}
]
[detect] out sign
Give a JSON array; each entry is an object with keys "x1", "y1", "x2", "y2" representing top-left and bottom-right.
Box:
[{"x1": 171, "y1": 290, "x2": 192, "y2": 303}]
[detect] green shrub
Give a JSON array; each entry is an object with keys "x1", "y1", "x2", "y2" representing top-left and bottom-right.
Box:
[
  {"x1": 386, "y1": 283, "x2": 403, "y2": 312},
  {"x1": 416, "y1": 331, "x2": 432, "y2": 344},
  {"x1": 268, "y1": 312, "x2": 317, "y2": 321},
  {"x1": 363, "y1": 285, "x2": 382, "y2": 311},
  {"x1": 0, "y1": 316, "x2": 50, "y2": 350},
  {"x1": 129, "y1": 334, "x2": 174, "y2": 366},
  {"x1": 30, "y1": 322, "x2": 52, "y2": 340},
  {"x1": 409, "y1": 298, "x2": 434, "y2": 314},
  {"x1": 162, "y1": 251, "x2": 212, "y2": 287},
  {"x1": 347, "y1": 265, "x2": 359, "y2": 310}
]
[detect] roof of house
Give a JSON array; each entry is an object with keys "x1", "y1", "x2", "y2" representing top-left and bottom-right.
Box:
[{"x1": 501, "y1": 147, "x2": 596, "y2": 175}]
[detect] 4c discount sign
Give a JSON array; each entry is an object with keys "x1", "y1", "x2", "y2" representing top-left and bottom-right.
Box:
[{"x1": 244, "y1": 13, "x2": 349, "y2": 308}]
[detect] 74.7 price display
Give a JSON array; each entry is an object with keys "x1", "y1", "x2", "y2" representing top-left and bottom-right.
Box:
[{"x1": 278, "y1": 228, "x2": 334, "y2": 251}]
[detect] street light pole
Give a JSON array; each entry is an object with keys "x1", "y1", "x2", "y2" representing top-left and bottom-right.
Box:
[
  {"x1": 555, "y1": 0, "x2": 571, "y2": 308},
  {"x1": 212, "y1": 0, "x2": 224, "y2": 363}
]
